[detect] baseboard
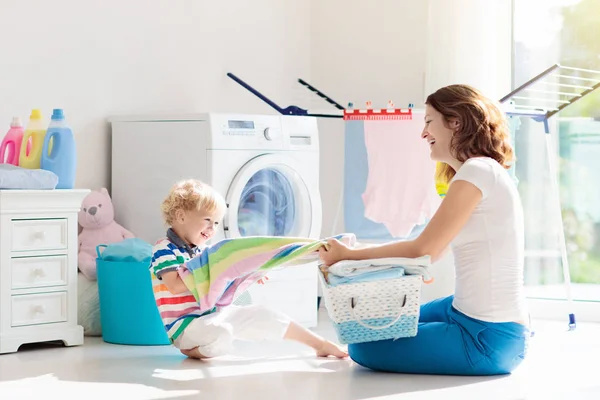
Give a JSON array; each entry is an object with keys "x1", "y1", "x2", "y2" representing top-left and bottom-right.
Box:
[{"x1": 526, "y1": 298, "x2": 600, "y2": 324}]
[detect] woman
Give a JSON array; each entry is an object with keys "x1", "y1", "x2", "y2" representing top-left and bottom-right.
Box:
[{"x1": 319, "y1": 84, "x2": 529, "y2": 376}]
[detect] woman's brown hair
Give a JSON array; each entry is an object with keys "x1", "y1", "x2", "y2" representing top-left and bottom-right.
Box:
[{"x1": 425, "y1": 84, "x2": 515, "y2": 183}]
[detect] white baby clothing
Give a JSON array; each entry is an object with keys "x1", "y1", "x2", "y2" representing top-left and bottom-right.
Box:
[{"x1": 173, "y1": 304, "x2": 290, "y2": 357}]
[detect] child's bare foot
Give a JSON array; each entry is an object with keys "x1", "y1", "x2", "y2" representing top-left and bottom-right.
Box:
[
  {"x1": 283, "y1": 321, "x2": 348, "y2": 358},
  {"x1": 180, "y1": 347, "x2": 210, "y2": 360},
  {"x1": 316, "y1": 340, "x2": 349, "y2": 358}
]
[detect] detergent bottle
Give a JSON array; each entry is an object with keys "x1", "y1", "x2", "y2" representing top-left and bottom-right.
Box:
[
  {"x1": 41, "y1": 109, "x2": 77, "y2": 189},
  {"x1": 0, "y1": 117, "x2": 25, "y2": 165},
  {"x1": 19, "y1": 109, "x2": 46, "y2": 169}
]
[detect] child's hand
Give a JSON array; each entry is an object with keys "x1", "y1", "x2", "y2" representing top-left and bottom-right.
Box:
[
  {"x1": 257, "y1": 275, "x2": 270, "y2": 285},
  {"x1": 319, "y1": 239, "x2": 352, "y2": 266}
]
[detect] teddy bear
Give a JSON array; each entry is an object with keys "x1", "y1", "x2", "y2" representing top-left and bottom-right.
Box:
[{"x1": 78, "y1": 188, "x2": 135, "y2": 280}]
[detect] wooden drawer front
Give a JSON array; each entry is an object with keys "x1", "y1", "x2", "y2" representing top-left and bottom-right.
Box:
[
  {"x1": 11, "y1": 291, "x2": 68, "y2": 327},
  {"x1": 11, "y1": 256, "x2": 68, "y2": 290},
  {"x1": 11, "y1": 219, "x2": 68, "y2": 252}
]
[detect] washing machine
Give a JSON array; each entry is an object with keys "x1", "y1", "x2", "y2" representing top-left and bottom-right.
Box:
[{"x1": 110, "y1": 113, "x2": 322, "y2": 327}]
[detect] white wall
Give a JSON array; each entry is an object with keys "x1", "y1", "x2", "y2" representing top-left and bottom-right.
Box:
[
  {"x1": 425, "y1": 0, "x2": 513, "y2": 99},
  {"x1": 0, "y1": 0, "x2": 311, "y2": 191}
]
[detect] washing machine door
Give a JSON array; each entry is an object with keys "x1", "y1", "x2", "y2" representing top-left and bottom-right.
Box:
[{"x1": 224, "y1": 154, "x2": 319, "y2": 238}]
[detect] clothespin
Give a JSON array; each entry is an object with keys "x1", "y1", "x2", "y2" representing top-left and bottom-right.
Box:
[
  {"x1": 366, "y1": 101, "x2": 372, "y2": 109},
  {"x1": 408, "y1": 103, "x2": 414, "y2": 109},
  {"x1": 387, "y1": 100, "x2": 395, "y2": 109},
  {"x1": 347, "y1": 102, "x2": 354, "y2": 109}
]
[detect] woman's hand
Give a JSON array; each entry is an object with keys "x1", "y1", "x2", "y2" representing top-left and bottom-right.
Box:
[{"x1": 318, "y1": 239, "x2": 352, "y2": 266}]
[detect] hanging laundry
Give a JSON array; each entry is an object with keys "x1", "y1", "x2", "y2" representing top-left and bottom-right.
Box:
[{"x1": 360, "y1": 110, "x2": 441, "y2": 238}]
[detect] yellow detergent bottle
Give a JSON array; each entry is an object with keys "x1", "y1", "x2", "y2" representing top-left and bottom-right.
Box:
[{"x1": 19, "y1": 109, "x2": 47, "y2": 169}]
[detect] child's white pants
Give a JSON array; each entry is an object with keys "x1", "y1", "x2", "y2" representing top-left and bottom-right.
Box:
[{"x1": 174, "y1": 304, "x2": 291, "y2": 357}]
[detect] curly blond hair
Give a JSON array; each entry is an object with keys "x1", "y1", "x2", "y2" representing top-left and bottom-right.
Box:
[{"x1": 160, "y1": 179, "x2": 227, "y2": 226}]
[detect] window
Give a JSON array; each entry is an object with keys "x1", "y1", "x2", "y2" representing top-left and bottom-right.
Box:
[{"x1": 513, "y1": 0, "x2": 600, "y2": 312}]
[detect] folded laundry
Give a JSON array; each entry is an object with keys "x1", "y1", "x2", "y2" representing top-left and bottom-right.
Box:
[
  {"x1": 327, "y1": 256, "x2": 432, "y2": 282},
  {"x1": 327, "y1": 267, "x2": 405, "y2": 287}
]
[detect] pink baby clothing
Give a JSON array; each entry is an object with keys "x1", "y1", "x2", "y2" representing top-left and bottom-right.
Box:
[{"x1": 361, "y1": 115, "x2": 441, "y2": 238}]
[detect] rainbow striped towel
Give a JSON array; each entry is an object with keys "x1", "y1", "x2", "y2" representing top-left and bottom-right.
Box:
[{"x1": 178, "y1": 234, "x2": 356, "y2": 312}]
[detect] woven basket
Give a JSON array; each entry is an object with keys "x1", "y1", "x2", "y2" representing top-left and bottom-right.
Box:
[{"x1": 318, "y1": 270, "x2": 422, "y2": 344}]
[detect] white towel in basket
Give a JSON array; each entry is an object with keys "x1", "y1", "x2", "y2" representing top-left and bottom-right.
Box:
[
  {"x1": 328, "y1": 266, "x2": 405, "y2": 286},
  {"x1": 328, "y1": 256, "x2": 433, "y2": 283}
]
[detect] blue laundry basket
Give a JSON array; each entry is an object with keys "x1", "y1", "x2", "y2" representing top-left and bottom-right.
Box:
[{"x1": 96, "y1": 243, "x2": 170, "y2": 346}]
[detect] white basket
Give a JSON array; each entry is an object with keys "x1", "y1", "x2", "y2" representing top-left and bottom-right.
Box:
[{"x1": 318, "y1": 270, "x2": 422, "y2": 344}]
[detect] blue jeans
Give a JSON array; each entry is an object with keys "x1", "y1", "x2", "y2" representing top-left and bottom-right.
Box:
[{"x1": 348, "y1": 296, "x2": 529, "y2": 375}]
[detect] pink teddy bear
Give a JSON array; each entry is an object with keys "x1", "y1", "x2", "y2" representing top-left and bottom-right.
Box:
[{"x1": 78, "y1": 188, "x2": 135, "y2": 280}]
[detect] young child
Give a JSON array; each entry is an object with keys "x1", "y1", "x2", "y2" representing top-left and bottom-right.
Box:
[{"x1": 150, "y1": 179, "x2": 347, "y2": 359}]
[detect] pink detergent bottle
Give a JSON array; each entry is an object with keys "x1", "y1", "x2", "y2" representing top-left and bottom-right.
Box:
[{"x1": 0, "y1": 117, "x2": 26, "y2": 165}]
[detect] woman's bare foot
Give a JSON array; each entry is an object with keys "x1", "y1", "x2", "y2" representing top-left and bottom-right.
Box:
[
  {"x1": 180, "y1": 347, "x2": 210, "y2": 360},
  {"x1": 316, "y1": 340, "x2": 349, "y2": 358}
]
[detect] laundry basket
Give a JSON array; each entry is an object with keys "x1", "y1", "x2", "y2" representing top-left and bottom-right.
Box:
[
  {"x1": 96, "y1": 242, "x2": 170, "y2": 346},
  {"x1": 318, "y1": 269, "x2": 422, "y2": 344}
]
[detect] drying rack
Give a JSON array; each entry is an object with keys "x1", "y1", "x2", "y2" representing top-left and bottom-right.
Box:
[
  {"x1": 226, "y1": 72, "x2": 413, "y2": 119},
  {"x1": 226, "y1": 73, "x2": 345, "y2": 118},
  {"x1": 501, "y1": 63, "x2": 600, "y2": 131},
  {"x1": 227, "y1": 65, "x2": 600, "y2": 330},
  {"x1": 500, "y1": 63, "x2": 600, "y2": 330}
]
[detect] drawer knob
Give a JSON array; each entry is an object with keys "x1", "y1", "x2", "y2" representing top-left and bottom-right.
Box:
[
  {"x1": 32, "y1": 305, "x2": 46, "y2": 314},
  {"x1": 32, "y1": 268, "x2": 46, "y2": 278},
  {"x1": 33, "y1": 231, "x2": 46, "y2": 240}
]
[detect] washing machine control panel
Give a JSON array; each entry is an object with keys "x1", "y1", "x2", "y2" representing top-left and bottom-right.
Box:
[
  {"x1": 209, "y1": 114, "x2": 317, "y2": 150},
  {"x1": 223, "y1": 119, "x2": 258, "y2": 136},
  {"x1": 217, "y1": 115, "x2": 282, "y2": 143}
]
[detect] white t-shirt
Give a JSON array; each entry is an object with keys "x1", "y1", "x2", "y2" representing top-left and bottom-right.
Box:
[{"x1": 450, "y1": 157, "x2": 527, "y2": 323}]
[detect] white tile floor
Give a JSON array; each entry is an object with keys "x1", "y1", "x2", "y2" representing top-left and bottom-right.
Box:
[{"x1": 1, "y1": 308, "x2": 598, "y2": 400}]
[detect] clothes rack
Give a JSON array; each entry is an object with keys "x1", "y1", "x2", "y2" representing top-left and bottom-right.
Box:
[
  {"x1": 226, "y1": 73, "x2": 344, "y2": 118},
  {"x1": 501, "y1": 63, "x2": 600, "y2": 330}
]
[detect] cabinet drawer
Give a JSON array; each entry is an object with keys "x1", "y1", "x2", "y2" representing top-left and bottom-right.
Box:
[
  {"x1": 11, "y1": 256, "x2": 68, "y2": 290},
  {"x1": 11, "y1": 291, "x2": 68, "y2": 327},
  {"x1": 12, "y1": 219, "x2": 68, "y2": 252}
]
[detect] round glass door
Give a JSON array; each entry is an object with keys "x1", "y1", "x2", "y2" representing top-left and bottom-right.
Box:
[
  {"x1": 237, "y1": 168, "x2": 297, "y2": 236},
  {"x1": 225, "y1": 154, "x2": 315, "y2": 238}
]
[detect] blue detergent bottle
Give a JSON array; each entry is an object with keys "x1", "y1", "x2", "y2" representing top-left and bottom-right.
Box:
[{"x1": 41, "y1": 109, "x2": 77, "y2": 189}]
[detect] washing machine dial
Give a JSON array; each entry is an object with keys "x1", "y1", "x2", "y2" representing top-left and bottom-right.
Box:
[{"x1": 263, "y1": 127, "x2": 280, "y2": 141}]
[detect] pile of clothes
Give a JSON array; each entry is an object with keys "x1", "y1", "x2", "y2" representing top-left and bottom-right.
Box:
[{"x1": 321, "y1": 256, "x2": 433, "y2": 286}]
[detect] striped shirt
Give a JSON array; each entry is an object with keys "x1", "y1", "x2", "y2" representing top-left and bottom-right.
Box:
[{"x1": 149, "y1": 229, "x2": 214, "y2": 342}]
